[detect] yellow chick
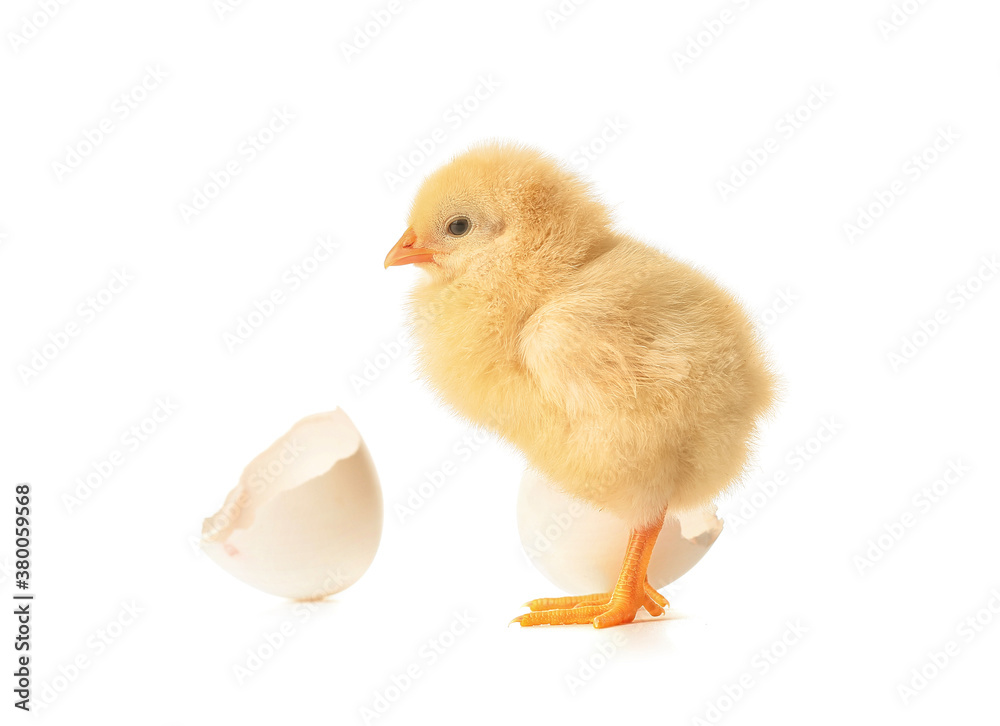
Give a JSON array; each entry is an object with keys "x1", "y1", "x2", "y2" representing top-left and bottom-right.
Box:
[{"x1": 385, "y1": 142, "x2": 777, "y2": 627}]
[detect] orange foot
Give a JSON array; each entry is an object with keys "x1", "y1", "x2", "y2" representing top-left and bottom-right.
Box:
[{"x1": 512, "y1": 513, "x2": 669, "y2": 628}]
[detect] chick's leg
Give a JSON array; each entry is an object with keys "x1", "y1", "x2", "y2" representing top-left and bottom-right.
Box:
[{"x1": 513, "y1": 512, "x2": 668, "y2": 628}]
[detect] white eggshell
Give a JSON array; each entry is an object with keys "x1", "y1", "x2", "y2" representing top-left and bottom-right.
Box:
[
  {"x1": 517, "y1": 468, "x2": 723, "y2": 594},
  {"x1": 201, "y1": 409, "x2": 383, "y2": 600}
]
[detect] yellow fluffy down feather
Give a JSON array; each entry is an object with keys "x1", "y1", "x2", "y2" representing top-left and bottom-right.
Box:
[{"x1": 399, "y1": 142, "x2": 777, "y2": 529}]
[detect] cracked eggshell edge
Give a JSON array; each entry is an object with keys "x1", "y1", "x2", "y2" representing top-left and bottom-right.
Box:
[{"x1": 201, "y1": 409, "x2": 383, "y2": 600}]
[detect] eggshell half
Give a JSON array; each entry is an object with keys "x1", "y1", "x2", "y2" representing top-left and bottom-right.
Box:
[
  {"x1": 201, "y1": 409, "x2": 383, "y2": 600},
  {"x1": 517, "y1": 468, "x2": 723, "y2": 594}
]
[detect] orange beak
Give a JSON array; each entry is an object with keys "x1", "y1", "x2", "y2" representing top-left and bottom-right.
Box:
[{"x1": 384, "y1": 227, "x2": 439, "y2": 268}]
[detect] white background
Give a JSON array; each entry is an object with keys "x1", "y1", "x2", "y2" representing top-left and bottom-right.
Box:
[{"x1": 2, "y1": 0, "x2": 999, "y2": 724}]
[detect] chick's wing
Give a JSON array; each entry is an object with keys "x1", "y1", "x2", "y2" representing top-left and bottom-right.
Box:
[{"x1": 518, "y1": 241, "x2": 691, "y2": 417}]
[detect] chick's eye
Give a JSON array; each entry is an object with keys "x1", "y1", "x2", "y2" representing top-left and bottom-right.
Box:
[{"x1": 447, "y1": 217, "x2": 471, "y2": 236}]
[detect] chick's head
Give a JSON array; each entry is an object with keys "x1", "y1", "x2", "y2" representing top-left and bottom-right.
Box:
[{"x1": 385, "y1": 142, "x2": 611, "y2": 284}]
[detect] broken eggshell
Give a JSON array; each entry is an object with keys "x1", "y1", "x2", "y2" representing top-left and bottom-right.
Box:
[
  {"x1": 517, "y1": 468, "x2": 723, "y2": 594},
  {"x1": 201, "y1": 409, "x2": 383, "y2": 600}
]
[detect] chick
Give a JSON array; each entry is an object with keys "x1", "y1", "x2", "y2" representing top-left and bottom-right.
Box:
[{"x1": 385, "y1": 142, "x2": 777, "y2": 627}]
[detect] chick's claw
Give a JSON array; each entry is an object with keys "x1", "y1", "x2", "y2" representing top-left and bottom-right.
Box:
[
  {"x1": 646, "y1": 584, "x2": 669, "y2": 609},
  {"x1": 523, "y1": 593, "x2": 610, "y2": 611},
  {"x1": 511, "y1": 604, "x2": 607, "y2": 627},
  {"x1": 523, "y1": 579, "x2": 668, "y2": 613},
  {"x1": 514, "y1": 582, "x2": 668, "y2": 628},
  {"x1": 513, "y1": 593, "x2": 663, "y2": 628}
]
